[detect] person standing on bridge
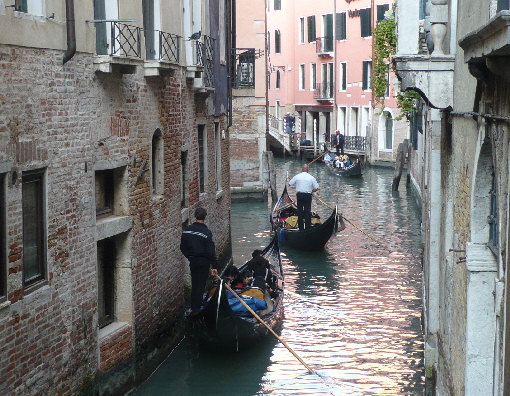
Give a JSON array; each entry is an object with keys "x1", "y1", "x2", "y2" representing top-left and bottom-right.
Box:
[
  {"x1": 180, "y1": 207, "x2": 218, "y2": 316},
  {"x1": 289, "y1": 164, "x2": 319, "y2": 230}
]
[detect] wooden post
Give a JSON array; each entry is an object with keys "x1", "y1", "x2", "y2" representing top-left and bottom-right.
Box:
[
  {"x1": 392, "y1": 142, "x2": 405, "y2": 191},
  {"x1": 266, "y1": 151, "x2": 278, "y2": 204}
]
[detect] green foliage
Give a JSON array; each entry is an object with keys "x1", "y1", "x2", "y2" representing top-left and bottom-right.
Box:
[
  {"x1": 372, "y1": 16, "x2": 396, "y2": 109},
  {"x1": 396, "y1": 90, "x2": 422, "y2": 121},
  {"x1": 373, "y1": 12, "x2": 421, "y2": 120}
]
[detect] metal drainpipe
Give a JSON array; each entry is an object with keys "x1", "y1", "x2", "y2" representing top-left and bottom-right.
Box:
[
  {"x1": 333, "y1": 0, "x2": 337, "y2": 137},
  {"x1": 63, "y1": 0, "x2": 76, "y2": 65}
]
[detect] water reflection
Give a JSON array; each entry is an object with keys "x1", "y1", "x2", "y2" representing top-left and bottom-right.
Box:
[{"x1": 134, "y1": 160, "x2": 424, "y2": 395}]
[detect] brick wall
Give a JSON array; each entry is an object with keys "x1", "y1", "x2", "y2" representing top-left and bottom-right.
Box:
[{"x1": 0, "y1": 45, "x2": 231, "y2": 394}]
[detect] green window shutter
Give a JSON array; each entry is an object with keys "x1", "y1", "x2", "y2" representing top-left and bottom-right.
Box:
[
  {"x1": 342, "y1": 63, "x2": 346, "y2": 90},
  {"x1": 377, "y1": 4, "x2": 389, "y2": 22},
  {"x1": 335, "y1": 13, "x2": 342, "y2": 40},
  {"x1": 367, "y1": 8, "x2": 372, "y2": 36},
  {"x1": 360, "y1": 8, "x2": 372, "y2": 37},
  {"x1": 308, "y1": 16, "x2": 316, "y2": 42},
  {"x1": 341, "y1": 13, "x2": 346, "y2": 40},
  {"x1": 94, "y1": 0, "x2": 108, "y2": 55},
  {"x1": 362, "y1": 61, "x2": 368, "y2": 90}
]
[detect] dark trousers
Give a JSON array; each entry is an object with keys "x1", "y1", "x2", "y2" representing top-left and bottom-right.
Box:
[
  {"x1": 335, "y1": 145, "x2": 340, "y2": 156},
  {"x1": 189, "y1": 261, "x2": 210, "y2": 314},
  {"x1": 296, "y1": 192, "x2": 312, "y2": 230},
  {"x1": 340, "y1": 144, "x2": 344, "y2": 155}
]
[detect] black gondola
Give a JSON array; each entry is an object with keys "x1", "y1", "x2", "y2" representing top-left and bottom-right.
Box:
[
  {"x1": 189, "y1": 235, "x2": 284, "y2": 351},
  {"x1": 270, "y1": 186, "x2": 338, "y2": 251},
  {"x1": 324, "y1": 153, "x2": 363, "y2": 177}
]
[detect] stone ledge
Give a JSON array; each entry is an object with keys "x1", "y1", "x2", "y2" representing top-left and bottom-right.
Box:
[
  {"x1": 93, "y1": 55, "x2": 143, "y2": 74},
  {"x1": 144, "y1": 60, "x2": 179, "y2": 77},
  {"x1": 465, "y1": 242, "x2": 498, "y2": 272},
  {"x1": 96, "y1": 215, "x2": 132, "y2": 241}
]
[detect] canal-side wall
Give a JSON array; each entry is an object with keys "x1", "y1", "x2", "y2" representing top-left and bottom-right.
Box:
[{"x1": 0, "y1": 40, "x2": 231, "y2": 396}]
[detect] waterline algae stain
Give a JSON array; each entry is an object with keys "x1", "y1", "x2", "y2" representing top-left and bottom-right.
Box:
[{"x1": 134, "y1": 159, "x2": 424, "y2": 395}]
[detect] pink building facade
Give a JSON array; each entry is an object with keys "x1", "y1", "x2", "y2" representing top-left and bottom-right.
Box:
[{"x1": 266, "y1": 0, "x2": 407, "y2": 162}]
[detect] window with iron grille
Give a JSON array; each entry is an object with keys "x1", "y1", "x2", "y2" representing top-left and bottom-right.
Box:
[
  {"x1": 22, "y1": 169, "x2": 46, "y2": 288},
  {"x1": 274, "y1": 0, "x2": 281, "y2": 11},
  {"x1": 360, "y1": 8, "x2": 372, "y2": 37},
  {"x1": 307, "y1": 16, "x2": 316, "y2": 43},
  {"x1": 198, "y1": 125, "x2": 206, "y2": 193},
  {"x1": 488, "y1": 173, "x2": 498, "y2": 252},
  {"x1": 0, "y1": 173, "x2": 5, "y2": 300},
  {"x1": 362, "y1": 60, "x2": 372, "y2": 90},
  {"x1": 377, "y1": 4, "x2": 390, "y2": 22},
  {"x1": 97, "y1": 238, "x2": 115, "y2": 328},
  {"x1": 335, "y1": 12, "x2": 347, "y2": 40},
  {"x1": 275, "y1": 30, "x2": 281, "y2": 54}
]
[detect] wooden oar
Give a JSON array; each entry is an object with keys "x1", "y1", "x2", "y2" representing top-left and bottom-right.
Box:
[
  {"x1": 218, "y1": 277, "x2": 317, "y2": 375},
  {"x1": 307, "y1": 152, "x2": 326, "y2": 166},
  {"x1": 312, "y1": 194, "x2": 391, "y2": 252}
]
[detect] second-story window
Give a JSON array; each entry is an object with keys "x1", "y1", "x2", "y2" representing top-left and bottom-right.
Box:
[
  {"x1": 276, "y1": 70, "x2": 281, "y2": 89},
  {"x1": 299, "y1": 17, "x2": 305, "y2": 44},
  {"x1": 362, "y1": 60, "x2": 372, "y2": 91},
  {"x1": 340, "y1": 62, "x2": 347, "y2": 91},
  {"x1": 310, "y1": 63, "x2": 317, "y2": 91},
  {"x1": 274, "y1": 0, "x2": 281, "y2": 11},
  {"x1": 15, "y1": 0, "x2": 45, "y2": 16},
  {"x1": 336, "y1": 12, "x2": 347, "y2": 40},
  {"x1": 377, "y1": 4, "x2": 390, "y2": 22},
  {"x1": 275, "y1": 30, "x2": 281, "y2": 54},
  {"x1": 307, "y1": 16, "x2": 316, "y2": 43},
  {"x1": 360, "y1": 8, "x2": 372, "y2": 37},
  {"x1": 299, "y1": 64, "x2": 305, "y2": 90}
]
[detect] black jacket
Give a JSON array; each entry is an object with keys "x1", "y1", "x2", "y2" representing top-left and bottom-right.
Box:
[
  {"x1": 332, "y1": 134, "x2": 345, "y2": 147},
  {"x1": 180, "y1": 222, "x2": 217, "y2": 268},
  {"x1": 246, "y1": 256, "x2": 271, "y2": 280}
]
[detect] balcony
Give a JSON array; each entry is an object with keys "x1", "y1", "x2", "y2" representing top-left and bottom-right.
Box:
[
  {"x1": 94, "y1": 22, "x2": 143, "y2": 74},
  {"x1": 313, "y1": 82, "x2": 333, "y2": 102},
  {"x1": 316, "y1": 37, "x2": 333, "y2": 57},
  {"x1": 232, "y1": 48, "x2": 256, "y2": 89},
  {"x1": 144, "y1": 30, "x2": 181, "y2": 77},
  {"x1": 459, "y1": 11, "x2": 510, "y2": 83},
  {"x1": 393, "y1": 1, "x2": 454, "y2": 109}
]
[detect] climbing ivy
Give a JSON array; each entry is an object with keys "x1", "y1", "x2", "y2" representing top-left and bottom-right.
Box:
[{"x1": 372, "y1": 12, "x2": 421, "y2": 121}]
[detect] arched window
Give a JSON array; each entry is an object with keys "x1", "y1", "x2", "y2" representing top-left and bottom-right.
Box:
[
  {"x1": 377, "y1": 109, "x2": 394, "y2": 151},
  {"x1": 276, "y1": 70, "x2": 281, "y2": 89},
  {"x1": 275, "y1": 30, "x2": 281, "y2": 54},
  {"x1": 152, "y1": 128, "x2": 164, "y2": 195}
]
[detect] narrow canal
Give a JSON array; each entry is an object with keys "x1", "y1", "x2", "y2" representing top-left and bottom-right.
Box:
[{"x1": 134, "y1": 158, "x2": 424, "y2": 395}]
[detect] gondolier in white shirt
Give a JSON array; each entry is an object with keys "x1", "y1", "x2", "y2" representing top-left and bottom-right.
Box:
[{"x1": 288, "y1": 164, "x2": 319, "y2": 230}]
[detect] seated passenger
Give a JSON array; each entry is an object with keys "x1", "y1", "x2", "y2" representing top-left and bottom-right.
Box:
[
  {"x1": 246, "y1": 249, "x2": 271, "y2": 290},
  {"x1": 223, "y1": 265, "x2": 239, "y2": 286},
  {"x1": 232, "y1": 270, "x2": 252, "y2": 290}
]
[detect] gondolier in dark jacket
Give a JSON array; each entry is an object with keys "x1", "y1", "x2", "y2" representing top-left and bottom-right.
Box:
[
  {"x1": 332, "y1": 130, "x2": 345, "y2": 155},
  {"x1": 288, "y1": 164, "x2": 319, "y2": 230},
  {"x1": 180, "y1": 207, "x2": 218, "y2": 316}
]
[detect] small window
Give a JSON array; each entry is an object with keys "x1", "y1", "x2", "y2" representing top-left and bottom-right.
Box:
[
  {"x1": 307, "y1": 16, "x2": 316, "y2": 43},
  {"x1": 360, "y1": 8, "x2": 372, "y2": 37},
  {"x1": 16, "y1": 0, "x2": 44, "y2": 16},
  {"x1": 335, "y1": 12, "x2": 347, "y2": 40},
  {"x1": 310, "y1": 63, "x2": 317, "y2": 91},
  {"x1": 198, "y1": 125, "x2": 207, "y2": 194},
  {"x1": 181, "y1": 150, "x2": 188, "y2": 208},
  {"x1": 362, "y1": 60, "x2": 372, "y2": 91},
  {"x1": 151, "y1": 129, "x2": 164, "y2": 196},
  {"x1": 274, "y1": 0, "x2": 281, "y2": 11},
  {"x1": 275, "y1": 30, "x2": 281, "y2": 54},
  {"x1": 377, "y1": 4, "x2": 390, "y2": 22},
  {"x1": 0, "y1": 173, "x2": 6, "y2": 300},
  {"x1": 95, "y1": 170, "x2": 114, "y2": 216},
  {"x1": 97, "y1": 239, "x2": 115, "y2": 328},
  {"x1": 497, "y1": 0, "x2": 509, "y2": 12},
  {"x1": 275, "y1": 100, "x2": 281, "y2": 119},
  {"x1": 299, "y1": 17, "x2": 305, "y2": 44},
  {"x1": 340, "y1": 62, "x2": 347, "y2": 91},
  {"x1": 214, "y1": 123, "x2": 222, "y2": 191},
  {"x1": 267, "y1": 31, "x2": 271, "y2": 54},
  {"x1": 22, "y1": 169, "x2": 46, "y2": 288},
  {"x1": 276, "y1": 70, "x2": 281, "y2": 89},
  {"x1": 299, "y1": 64, "x2": 305, "y2": 90}
]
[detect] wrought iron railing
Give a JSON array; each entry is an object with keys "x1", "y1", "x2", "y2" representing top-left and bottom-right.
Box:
[
  {"x1": 158, "y1": 31, "x2": 180, "y2": 63},
  {"x1": 316, "y1": 36, "x2": 334, "y2": 53},
  {"x1": 193, "y1": 40, "x2": 205, "y2": 66},
  {"x1": 232, "y1": 48, "x2": 256, "y2": 88},
  {"x1": 203, "y1": 35, "x2": 215, "y2": 88},
  {"x1": 111, "y1": 22, "x2": 142, "y2": 58},
  {"x1": 344, "y1": 136, "x2": 367, "y2": 151},
  {"x1": 313, "y1": 82, "x2": 333, "y2": 100}
]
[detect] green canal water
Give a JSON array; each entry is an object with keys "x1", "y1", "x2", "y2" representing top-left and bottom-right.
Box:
[{"x1": 134, "y1": 159, "x2": 424, "y2": 395}]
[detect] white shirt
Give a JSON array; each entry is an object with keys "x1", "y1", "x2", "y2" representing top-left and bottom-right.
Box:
[{"x1": 289, "y1": 172, "x2": 319, "y2": 193}]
